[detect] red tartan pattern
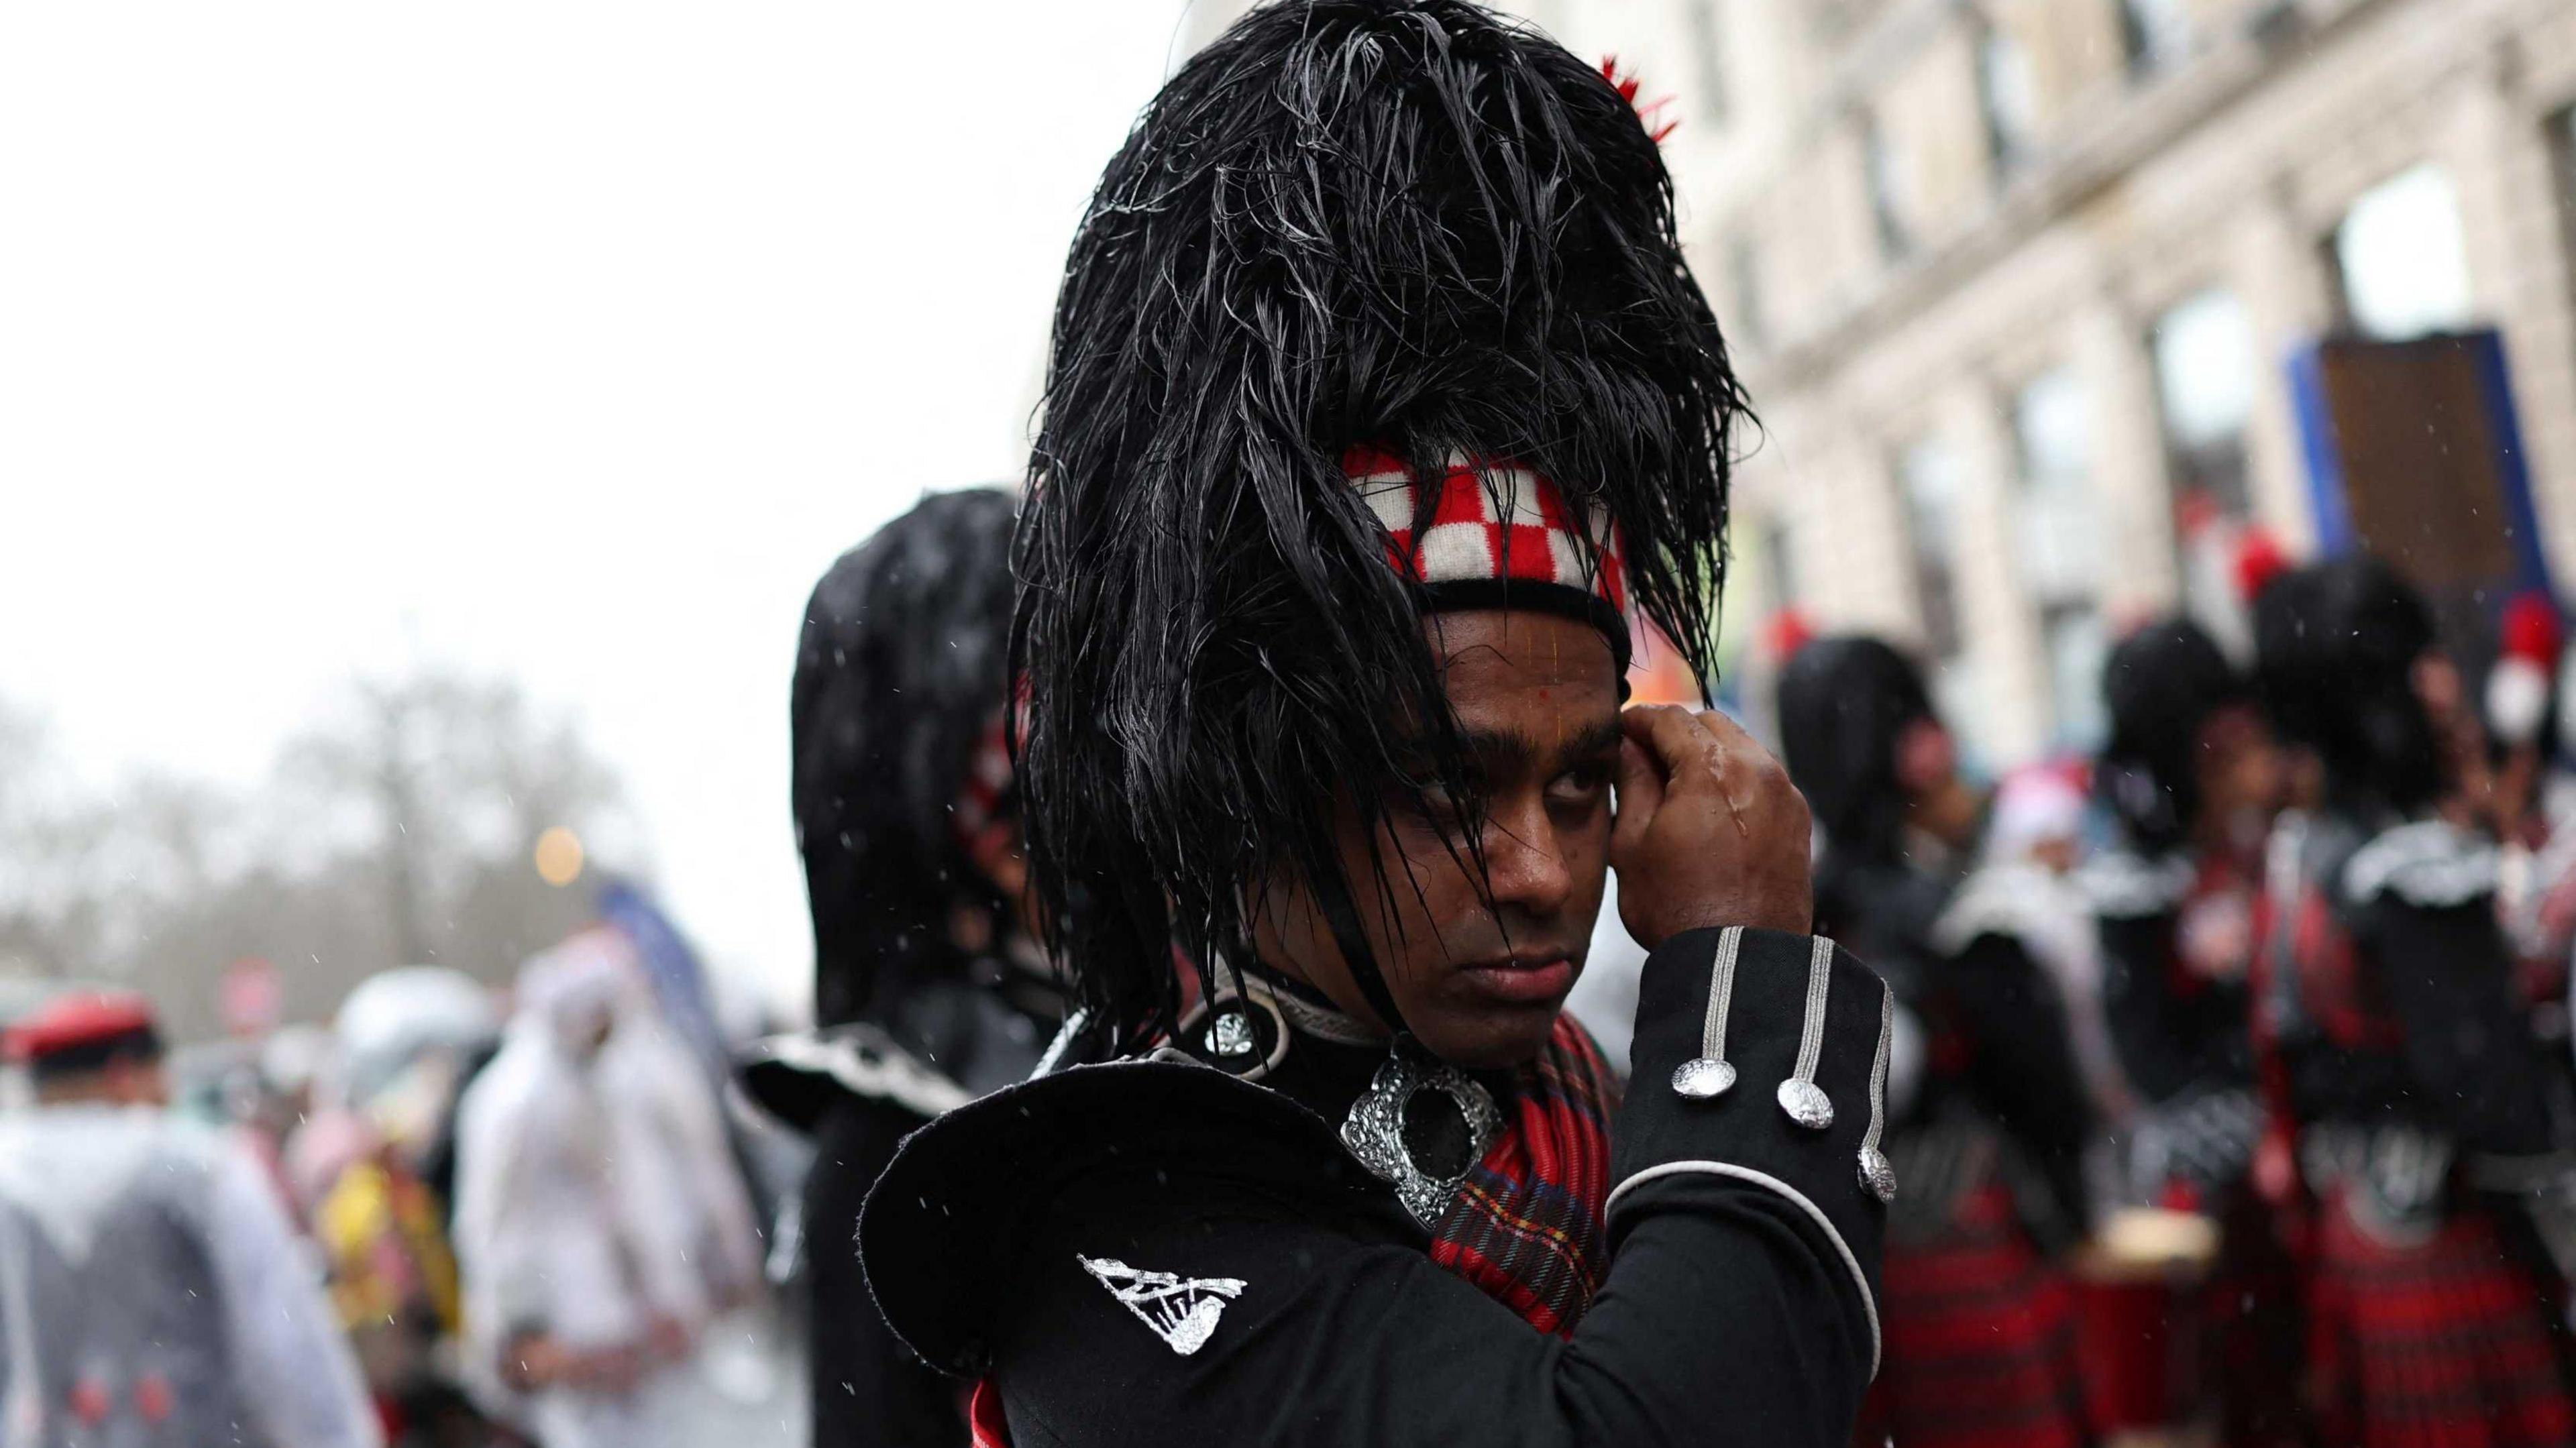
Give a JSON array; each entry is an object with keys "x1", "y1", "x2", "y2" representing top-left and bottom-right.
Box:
[
  {"x1": 1342, "y1": 446, "x2": 1628, "y2": 614},
  {"x1": 1428, "y1": 1015, "x2": 1622, "y2": 1336},
  {"x1": 2307, "y1": 1193, "x2": 2575, "y2": 1448},
  {"x1": 1856, "y1": 1178, "x2": 2088, "y2": 1448}
]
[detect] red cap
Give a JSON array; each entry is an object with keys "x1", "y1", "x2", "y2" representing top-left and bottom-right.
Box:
[
  {"x1": 2232, "y1": 528, "x2": 2289, "y2": 604},
  {"x1": 3, "y1": 989, "x2": 158, "y2": 1065},
  {"x1": 2500, "y1": 590, "x2": 2562, "y2": 667}
]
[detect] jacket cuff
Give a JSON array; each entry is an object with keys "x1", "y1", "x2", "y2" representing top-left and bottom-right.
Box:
[{"x1": 1607, "y1": 926, "x2": 1891, "y2": 1375}]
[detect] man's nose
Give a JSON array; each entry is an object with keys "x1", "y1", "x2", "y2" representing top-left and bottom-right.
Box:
[{"x1": 1481, "y1": 793, "x2": 1574, "y2": 916}]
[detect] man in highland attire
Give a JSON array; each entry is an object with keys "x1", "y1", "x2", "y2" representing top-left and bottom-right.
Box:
[{"x1": 853, "y1": 3, "x2": 1892, "y2": 1444}]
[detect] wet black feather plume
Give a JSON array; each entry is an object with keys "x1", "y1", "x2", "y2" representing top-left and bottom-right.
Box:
[
  {"x1": 1013, "y1": 0, "x2": 1746, "y2": 1047},
  {"x1": 794, "y1": 487, "x2": 1018, "y2": 1029},
  {"x1": 2253, "y1": 555, "x2": 2443, "y2": 816}
]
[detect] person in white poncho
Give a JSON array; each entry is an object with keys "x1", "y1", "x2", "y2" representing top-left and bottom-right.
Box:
[
  {"x1": 449, "y1": 932, "x2": 757, "y2": 1448},
  {"x1": 0, "y1": 989, "x2": 379, "y2": 1448}
]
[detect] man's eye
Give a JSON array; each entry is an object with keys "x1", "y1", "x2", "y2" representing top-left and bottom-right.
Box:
[
  {"x1": 1548, "y1": 761, "x2": 1613, "y2": 803},
  {"x1": 1392, "y1": 780, "x2": 1465, "y2": 824}
]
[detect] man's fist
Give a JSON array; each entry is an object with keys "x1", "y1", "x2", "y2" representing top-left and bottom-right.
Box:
[{"x1": 1612, "y1": 704, "x2": 1813, "y2": 946}]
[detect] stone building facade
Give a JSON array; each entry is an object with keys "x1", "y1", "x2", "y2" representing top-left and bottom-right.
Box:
[{"x1": 1174, "y1": 0, "x2": 2576, "y2": 765}]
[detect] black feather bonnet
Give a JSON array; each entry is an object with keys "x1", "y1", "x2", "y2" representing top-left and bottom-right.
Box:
[
  {"x1": 794, "y1": 487, "x2": 1019, "y2": 1029},
  {"x1": 1012, "y1": 0, "x2": 1746, "y2": 1047},
  {"x1": 2253, "y1": 555, "x2": 2443, "y2": 815}
]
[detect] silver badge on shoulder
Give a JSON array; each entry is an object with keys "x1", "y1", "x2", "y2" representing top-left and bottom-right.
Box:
[
  {"x1": 1078, "y1": 1255, "x2": 1247, "y2": 1356},
  {"x1": 1339, "y1": 1050, "x2": 1502, "y2": 1229}
]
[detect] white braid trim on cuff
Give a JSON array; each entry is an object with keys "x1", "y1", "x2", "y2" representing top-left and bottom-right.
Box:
[{"x1": 1603, "y1": 1159, "x2": 1881, "y2": 1380}]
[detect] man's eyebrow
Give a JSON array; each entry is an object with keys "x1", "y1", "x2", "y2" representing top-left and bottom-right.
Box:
[
  {"x1": 1448, "y1": 717, "x2": 1625, "y2": 770},
  {"x1": 1564, "y1": 718, "x2": 1625, "y2": 759}
]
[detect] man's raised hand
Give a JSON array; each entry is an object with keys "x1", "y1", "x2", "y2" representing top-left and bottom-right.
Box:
[{"x1": 1611, "y1": 704, "x2": 1813, "y2": 946}]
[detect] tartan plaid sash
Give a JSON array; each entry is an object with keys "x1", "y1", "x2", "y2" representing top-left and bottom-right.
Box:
[{"x1": 1428, "y1": 1014, "x2": 1623, "y2": 1336}]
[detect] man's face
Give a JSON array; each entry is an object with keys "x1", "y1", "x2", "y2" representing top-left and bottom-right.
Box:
[
  {"x1": 2195, "y1": 701, "x2": 2283, "y2": 842},
  {"x1": 1254, "y1": 610, "x2": 1621, "y2": 1068}
]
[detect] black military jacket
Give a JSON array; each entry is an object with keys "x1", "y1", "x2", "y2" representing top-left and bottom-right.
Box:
[{"x1": 859, "y1": 927, "x2": 1890, "y2": 1447}]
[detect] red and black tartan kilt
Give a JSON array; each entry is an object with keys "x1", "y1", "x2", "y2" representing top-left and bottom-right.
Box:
[
  {"x1": 2175, "y1": 1178, "x2": 2306, "y2": 1448},
  {"x1": 2308, "y1": 1192, "x2": 2575, "y2": 1448},
  {"x1": 1854, "y1": 1178, "x2": 2088, "y2": 1448}
]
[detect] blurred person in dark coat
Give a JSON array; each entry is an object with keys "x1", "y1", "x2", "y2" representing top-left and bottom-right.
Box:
[{"x1": 739, "y1": 486, "x2": 1063, "y2": 1448}]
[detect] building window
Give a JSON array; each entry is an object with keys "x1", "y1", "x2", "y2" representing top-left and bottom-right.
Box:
[
  {"x1": 1898, "y1": 435, "x2": 1986, "y2": 756},
  {"x1": 1898, "y1": 437, "x2": 1967, "y2": 661},
  {"x1": 2330, "y1": 163, "x2": 2474, "y2": 340},
  {"x1": 2040, "y1": 606, "x2": 2110, "y2": 751},
  {"x1": 1683, "y1": 0, "x2": 1729, "y2": 127},
  {"x1": 1978, "y1": 22, "x2": 2041, "y2": 178},
  {"x1": 2548, "y1": 109, "x2": 2576, "y2": 359},
  {"x1": 1862, "y1": 111, "x2": 1913, "y2": 261},
  {"x1": 1757, "y1": 516, "x2": 1801, "y2": 614},
  {"x1": 1729, "y1": 233, "x2": 1768, "y2": 350},
  {"x1": 2119, "y1": 0, "x2": 2192, "y2": 76},
  {"x1": 2150, "y1": 288, "x2": 2257, "y2": 522},
  {"x1": 2011, "y1": 369, "x2": 2108, "y2": 747}
]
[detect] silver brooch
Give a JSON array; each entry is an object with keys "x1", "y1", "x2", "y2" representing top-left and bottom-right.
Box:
[
  {"x1": 1078, "y1": 1256, "x2": 1246, "y2": 1356},
  {"x1": 1339, "y1": 1050, "x2": 1501, "y2": 1229}
]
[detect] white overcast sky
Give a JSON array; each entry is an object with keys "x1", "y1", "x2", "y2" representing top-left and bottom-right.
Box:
[{"x1": 0, "y1": 2, "x2": 1212, "y2": 1011}]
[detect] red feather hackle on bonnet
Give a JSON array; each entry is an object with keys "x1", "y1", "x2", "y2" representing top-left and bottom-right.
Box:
[{"x1": 1601, "y1": 56, "x2": 1678, "y2": 144}]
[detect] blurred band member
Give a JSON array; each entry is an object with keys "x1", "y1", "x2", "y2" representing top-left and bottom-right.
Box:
[
  {"x1": 1778, "y1": 636, "x2": 2093, "y2": 1448},
  {"x1": 2481, "y1": 592, "x2": 2576, "y2": 1003},
  {"x1": 0, "y1": 990, "x2": 381, "y2": 1448},
  {"x1": 741, "y1": 486, "x2": 1062, "y2": 1448},
  {"x1": 1983, "y1": 767, "x2": 2130, "y2": 1124},
  {"x1": 2251, "y1": 556, "x2": 2576, "y2": 1446},
  {"x1": 2090, "y1": 622, "x2": 2277, "y2": 1197},
  {"x1": 857, "y1": 5, "x2": 1890, "y2": 1444},
  {"x1": 2087, "y1": 618, "x2": 2301, "y2": 1447}
]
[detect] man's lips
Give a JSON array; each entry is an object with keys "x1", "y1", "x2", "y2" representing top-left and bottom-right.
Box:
[{"x1": 1454, "y1": 954, "x2": 1580, "y2": 1005}]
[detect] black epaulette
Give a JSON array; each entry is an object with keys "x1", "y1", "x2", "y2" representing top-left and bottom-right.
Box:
[
  {"x1": 738, "y1": 1021, "x2": 972, "y2": 1134},
  {"x1": 857, "y1": 1056, "x2": 1397, "y2": 1378}
]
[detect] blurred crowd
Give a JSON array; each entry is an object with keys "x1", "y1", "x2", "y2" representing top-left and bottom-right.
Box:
[
  {"x1": 0, "y1": 912, "x2": 794, "y2": 1448},
  {"x1": 1732, "y1": 541, "x2": 2576, "y2": 1447}
]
